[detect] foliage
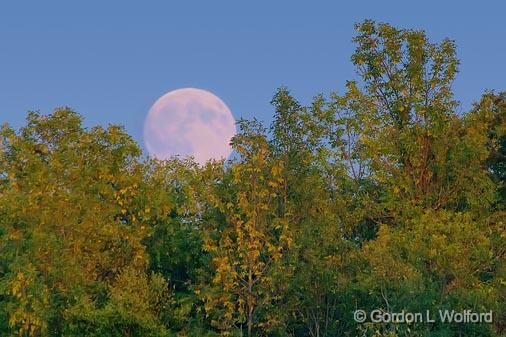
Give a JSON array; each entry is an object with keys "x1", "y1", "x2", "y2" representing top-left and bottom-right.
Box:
[
  {"x1": 200, "y1": 120, "x2": 293, "y2": 336},
  {"x1": 0, "y1": 20, "x2": 504, "y2": 337},
  {"x1": 64, "y1": 268, "x2": 170, "y2": 337},
  {"x1": 0, "y1": 110, "x2": 150, "y2": 336}
]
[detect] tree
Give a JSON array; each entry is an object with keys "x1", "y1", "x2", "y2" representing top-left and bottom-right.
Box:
[
  {"x1": 472, "y1": 92, "x2": 506, "y2": 206},
  {"x1": 360, "y1": 210, "x2": 500, "y2": 336},
  {"x1": 333, "y1": 20, "x2": 504, "y2": 336},
  {"x1": 201, "y1": 120, "x2": 293, "y2": 337},
  {"x1": 337, "y1": 20, "x2": 495, "y2": 216},
  {"x1": 0, "y1": 110, "x2": 158, "y2": 336},
  {"x1": 64, "y1": 267, "x2": 170, "y2": 337},
  {"x1": 140, "y1": 158, "x2": 215, "y2": 335},
  {"x1": 269, "y1": 88, "x2": 363, "y2": 337}
]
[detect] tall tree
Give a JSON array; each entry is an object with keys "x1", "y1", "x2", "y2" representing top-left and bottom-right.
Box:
[
  {"x1": 201, "y1": 120, "x2": 293, "y2": 337},
  {"x1": 269, "y1": 88, "x2": 363, "y2": 337},
  {"x1": 333, "y1": 20, "x2": 503, "y2": 336},
  {"x1": 337, "y1": 20, "x2": 495, "y2": 216}
]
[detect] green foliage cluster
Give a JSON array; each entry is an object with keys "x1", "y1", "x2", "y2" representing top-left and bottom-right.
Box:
[{"x1": 0, "y1": 20, "x2": 504, "y2": 337}]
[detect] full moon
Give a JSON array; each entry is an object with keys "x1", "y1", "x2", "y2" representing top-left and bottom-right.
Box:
[{"x1": 143, "y1": 88, "x2": 237, "y2": 164}]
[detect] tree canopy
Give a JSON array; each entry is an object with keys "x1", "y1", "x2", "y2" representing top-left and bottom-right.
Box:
[{"x1": 0, "y1": 20, "x2": 504, "y2": 337}]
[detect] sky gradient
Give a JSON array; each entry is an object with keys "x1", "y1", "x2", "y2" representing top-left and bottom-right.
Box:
[{"x1": 1, "y1": 1, "x2": 505, "y2": 152}]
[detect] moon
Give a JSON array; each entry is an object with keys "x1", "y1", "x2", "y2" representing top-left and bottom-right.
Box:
[{"x1": 143, "y1": 88, "x2": 236, "y2": 164}]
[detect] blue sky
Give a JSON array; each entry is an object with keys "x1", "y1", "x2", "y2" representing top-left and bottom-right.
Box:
[{"x1": 1, "y1": 1, "x2": 504, "y2": 151}]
